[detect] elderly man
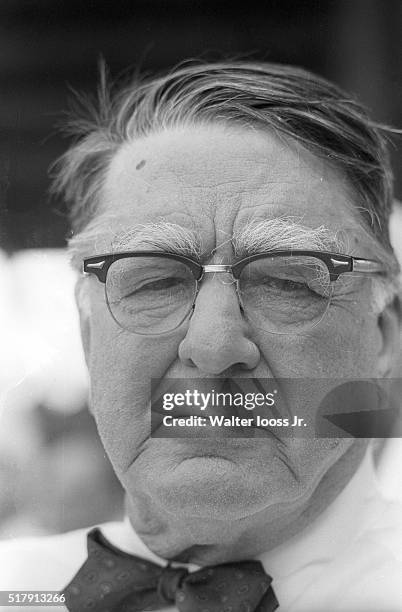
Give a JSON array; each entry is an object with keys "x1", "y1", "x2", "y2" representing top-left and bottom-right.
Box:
[{"x1": 1, "y1": 61, "x2": 402, "y2": 612}]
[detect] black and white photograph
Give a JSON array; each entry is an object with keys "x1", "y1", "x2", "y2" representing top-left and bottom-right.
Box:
[{"x1": 0, "y1": 2, "x2": 402, "y2": 611}]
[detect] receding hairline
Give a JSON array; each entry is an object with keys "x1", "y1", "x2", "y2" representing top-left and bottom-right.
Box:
[
  {"x1": 51, "y1": 59, "x2": 400, "y2": 279},
  {"x1": 67, "y1": 122, "x2": 397, "y2": 272}
]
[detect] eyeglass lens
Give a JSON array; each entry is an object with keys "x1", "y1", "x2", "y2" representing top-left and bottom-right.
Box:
[
  {"x1": 105, "y1": 257, "x2": 196, "y2": 334},
  {"x1": 238, "y1": 255, "x2": 332, "y2": 333}
]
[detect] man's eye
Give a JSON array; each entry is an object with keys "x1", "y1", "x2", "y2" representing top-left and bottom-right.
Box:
[
  {"x1": 265, "y1": 276, "x2": 309, "y2": 292},
  {"x1": 257, "y1": 274, "x2": 326, "y2": 298},
  {"x1": 135, "y1": 277, "x2": 184, "y2": 292},
  {"x1": 119, "y1": 276, "x2": 190, "y2": 301}
]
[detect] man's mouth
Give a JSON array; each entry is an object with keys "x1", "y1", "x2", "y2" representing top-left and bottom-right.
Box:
[{"x1": 150, "y1": 377, "x2": 287, "y2": 439}]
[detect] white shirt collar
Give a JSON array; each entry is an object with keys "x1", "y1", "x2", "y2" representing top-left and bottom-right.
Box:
[
  {"x1": 259, "y1": 444, "x2": 380, "y2": 576},
  {"x1": 257, "y1": 443, "x2": 387, "y2": 607}
]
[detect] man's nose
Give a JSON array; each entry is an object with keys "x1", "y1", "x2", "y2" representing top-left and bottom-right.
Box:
[{"x1": 178, "y1": 274, "x2": 260, "y2": 374}]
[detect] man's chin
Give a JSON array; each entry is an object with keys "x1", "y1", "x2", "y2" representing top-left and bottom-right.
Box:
[
  {"x1": 134, "y1": 453, "x2": 303, "y2": 521},
  {"x1": 124, "y1": 438, "x2": 357, "y2": 525}
]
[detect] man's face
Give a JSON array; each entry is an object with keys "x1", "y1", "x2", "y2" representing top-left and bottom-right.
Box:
[{"x1": 79, "y1": 125, "x2": 389, "y2": 559}]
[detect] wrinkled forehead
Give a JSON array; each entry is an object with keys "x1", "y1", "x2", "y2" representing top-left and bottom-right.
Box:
[{"x1": 81, "y1": 125, "x2": 369, "y2": 256}]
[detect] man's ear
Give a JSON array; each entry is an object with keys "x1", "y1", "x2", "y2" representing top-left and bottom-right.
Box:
[
  {"x1": 75, "y1": 278, "x2": 91, "y2": 369},
  {"x1": 377, "y1": 295, "x2": 402, "y2": 377}
]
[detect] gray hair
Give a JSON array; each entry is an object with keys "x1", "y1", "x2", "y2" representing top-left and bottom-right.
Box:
[{"x1": 51, "y1": 61, "x2": 401, "y2": 287}]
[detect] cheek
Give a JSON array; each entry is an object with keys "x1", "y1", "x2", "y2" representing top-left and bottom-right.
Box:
[
  {"x1": 87, "y1": 310, "x2": 184, "y2": 474},
  {"x1": 256, "y1": 324, "x2": 378, "y2": 380},
  {"x1": 257, "y1": 296, "x2": 379, "y2": 378},
  {"x1": 319, "y1": 291, "x2": 381, "y2": 377},
  {"x1": 253, "y1": 299, "x2": 380, "y2": 424}
]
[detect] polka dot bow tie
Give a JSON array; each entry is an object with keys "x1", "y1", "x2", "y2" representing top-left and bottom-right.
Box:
[{"x1": 63, "y1": 528, "x2": 279, "y2": 612}]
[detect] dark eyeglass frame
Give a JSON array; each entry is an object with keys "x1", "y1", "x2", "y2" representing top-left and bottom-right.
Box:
[
  {"x1": 83, "y1": 250, "x2": 386, "y2": 283},
  {"x1": 82, "y1": 250, "x2": 386, "y2": 335}
]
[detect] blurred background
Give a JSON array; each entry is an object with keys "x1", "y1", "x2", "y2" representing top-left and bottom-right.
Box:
[{"x1": 0, "y1": 0, "x2": 401, "y2": 539}]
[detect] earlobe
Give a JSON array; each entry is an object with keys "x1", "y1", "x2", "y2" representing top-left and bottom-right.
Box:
[{"x1": 377, "y1": 296, "x2": 402, "y2": 377}]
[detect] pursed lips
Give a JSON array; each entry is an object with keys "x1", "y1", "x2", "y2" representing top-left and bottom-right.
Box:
[{"x1": 150, "y1": 377, "x2": 286, "y2": 439}]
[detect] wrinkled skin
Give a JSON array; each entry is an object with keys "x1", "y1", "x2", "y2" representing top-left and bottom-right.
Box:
[{"x1": 77, "y1": 125, "x2": 400, "y2": 564}]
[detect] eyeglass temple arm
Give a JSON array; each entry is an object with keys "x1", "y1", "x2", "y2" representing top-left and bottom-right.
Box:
[{"x1": 352, "y1": 258, "x2": 386, "y2": 274}]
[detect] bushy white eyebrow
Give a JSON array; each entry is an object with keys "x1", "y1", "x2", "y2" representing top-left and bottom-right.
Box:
[
  {"x1": 232, "y1": 217, "x2": 344, "y2": 257},
  {"x1": 111, "y1": 222, "x2": 202, "y2": 258},
  {"x1": 69, "y1": 216, "x2": 345, "y2": 270},
  {"x1": 68, "y1": 220, "x2": 202, "y2": 267}
]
